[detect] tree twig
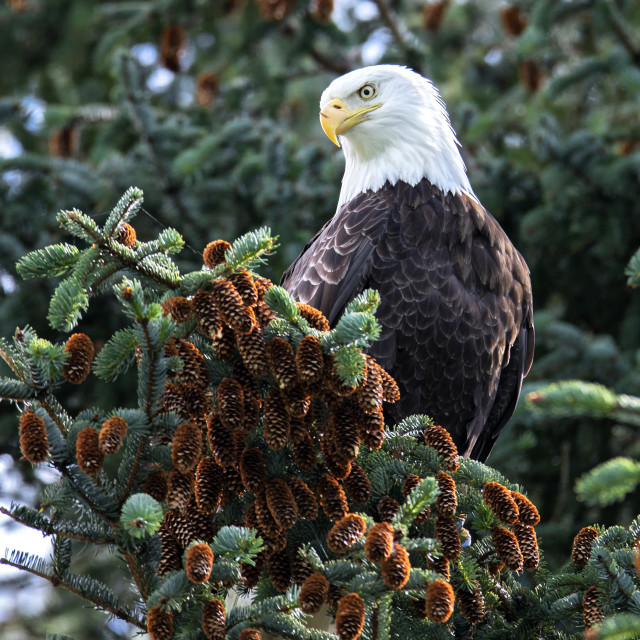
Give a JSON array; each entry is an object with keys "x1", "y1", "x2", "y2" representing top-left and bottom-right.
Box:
[
  {"x1": 605, "y1": 2, "x2": 640, "y2": 69},
  {"x1": 371, "y1": 0, "x2": 407, "y2": 52},
  {"x1": 0, "y1": 557, "x2": 146, "y2": 629},
  {"x1": 0, "y1": 506, "x2": 115, "y2": 545}
]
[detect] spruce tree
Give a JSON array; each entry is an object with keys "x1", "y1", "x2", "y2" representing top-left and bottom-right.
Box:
[
  {"x1": 2, "y1": 0, "x2": 640, "y2": 637},
  {"x1": 2, "y1": 190, "x2": 640, "y2": 640}
]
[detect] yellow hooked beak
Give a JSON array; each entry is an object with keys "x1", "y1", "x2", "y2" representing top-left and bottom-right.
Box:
[{"x1": 319, "y1": 98, "x2": 382, "y2": 147}]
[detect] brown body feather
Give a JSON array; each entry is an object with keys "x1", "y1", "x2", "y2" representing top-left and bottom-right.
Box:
[{"x1": 281, "y1": 179, "x2": 533, "y2": 461}]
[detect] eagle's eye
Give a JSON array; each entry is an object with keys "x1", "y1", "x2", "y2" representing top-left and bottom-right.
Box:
[{"x1": 358, "y1": 84, "x2": 376, "y2": 100}]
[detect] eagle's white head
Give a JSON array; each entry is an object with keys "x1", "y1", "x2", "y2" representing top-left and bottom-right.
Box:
[{"x1": 319, "y1": 65, "x2": 473, "y2": 206}]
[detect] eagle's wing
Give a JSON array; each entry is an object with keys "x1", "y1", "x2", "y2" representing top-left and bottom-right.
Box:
[{"x1": 280, "y1": 189, "x2": 393, "y2": 323}]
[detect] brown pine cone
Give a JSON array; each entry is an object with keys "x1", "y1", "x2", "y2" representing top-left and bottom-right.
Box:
[
  {"x1": 571, "y1": 526, "x2": 599, "y2": 567},
  {"x1": 318, "y1": 474, "x2": 349, "y2": 521},
  {"x1": 335, "y1": 592, "x2": 365, "y2": 640},
  {"x1": 19, "y1": 412, "x2": 49, "y2": 463},
  {"x1": 364, "y1": 522, "x2": 394, "y2": 563},
  {"x1": 381, "y1": 543, "x2": 411, "y2": 590},
  {"x1": 99, "y1": 416, "x2": 128, "y2": 455},
  {"x1": 62, "y1": 333, "x2": 94, "y2": 384},
  {"x1": 327, "y1": 514, "x2": 367, "y2": 554},
  {"x1": 299, "y1": 572, "x2": 330, "y2": 614},
  {"x1": 425, "y1": 579, "x2": 455, "y2": 624},
  {"x1": 423, "y1": 424, "x2": 459, "y2": 471},
  {"x1": 482, "y1": 482, "x2": 519, "y2": 525},
  {"x1": 265, "y1": 478, "x2": 298, "y2": 530}
]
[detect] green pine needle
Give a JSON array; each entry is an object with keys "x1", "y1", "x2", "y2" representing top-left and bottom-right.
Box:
[
  {"x1": 625, "y1": 246, "x2": 640, "y2": 288},
  {"x1": 57, "y1": 208, "x2": 103, "y2": 244},
  {"x1": 332, "y1": 310, "x2": 381, "y2": 348},
  {"x1": 16, "y1": 243, "x2": 81, "y2": 280},
  {"x1": 47, "y1": 277, "x2": 90, "y2": 331},
  {"x1": 146, "y1": 571, "x2": 191, "y2": 611},
  {"x1": 211, "y1": 526, "x2": 263, "y2": 565},
  {"x1": 392, "y1": 476, "x2": 439, "y2": 528},
  {"x1": 93, "y1": 328, "x2": 138, "y2": 381},
  {"x1": 331, "y1": 344, "x2": 367, "y2": 387},
  {"x1": 265, "y1": 285, "x2": 301, "y2": 323},
  {"x1": 224, "y1": 226, "x2": 278, "y2": 270},
  {"x1": 575, "y1": 457, "x2": 640, "y2": 506},
  {"x1": 594, "y1": 613, "x2": 640, "y2": 640},
  {"x1": 526, "y1": 380, "x2": 618, "y2": 420},
  {"x1": 119, "y1": 493, "x2": 163, "y2": 539},
  {"x1": 103, "y1": 186, "x2": 144, "y2": 236},
  {"x1": 344, "y1": 288, "x2": 381, "y2": 315}
]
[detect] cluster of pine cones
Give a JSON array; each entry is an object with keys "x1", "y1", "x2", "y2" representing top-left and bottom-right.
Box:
[
  {"x1": 17, "y1": 232, "x2": 545, "y2": 640},
  {"x1": 147, "y1": 240, "x2": 406, "y2": 639}
]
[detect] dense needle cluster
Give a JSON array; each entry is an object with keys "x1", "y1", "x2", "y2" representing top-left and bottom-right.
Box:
[{"x1": 151, "y1": 252, "x2": 398, "y2": 577}]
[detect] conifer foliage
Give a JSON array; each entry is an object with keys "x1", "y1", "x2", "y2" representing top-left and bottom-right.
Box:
[{"x1": 1, "y1": 189, "x2": 640, "y2": 639}]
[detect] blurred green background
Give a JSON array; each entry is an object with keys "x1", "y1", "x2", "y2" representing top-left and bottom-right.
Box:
[{"x1": 1, "y1": 0, "x2": 639, "y2": 637}]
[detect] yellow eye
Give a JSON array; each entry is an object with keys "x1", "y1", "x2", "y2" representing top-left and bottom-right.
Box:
[{"x1": 358, "y1": 84, "x2": 376, "y2": 100}]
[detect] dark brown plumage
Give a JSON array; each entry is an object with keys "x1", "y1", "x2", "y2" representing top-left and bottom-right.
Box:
[{"x1": 282, "y1": 178, "x2": 533, "y2": 461}]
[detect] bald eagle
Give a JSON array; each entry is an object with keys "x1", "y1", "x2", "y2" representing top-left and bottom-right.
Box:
[{"x1": 281, "y1": 65, "x2": 534, "y2": 462}]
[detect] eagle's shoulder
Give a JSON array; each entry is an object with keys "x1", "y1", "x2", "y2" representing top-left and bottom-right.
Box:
[{"x1": 280, "y1": 186, "x2": 394, "y2": 322}]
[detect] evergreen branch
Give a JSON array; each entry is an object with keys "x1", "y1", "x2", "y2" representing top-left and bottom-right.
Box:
[
  {"x1": 103, "y1": 186, "x2": 144, "y2": 237},
  {"x1": 0, "y1": 340, "x2": 23, "y2": 377},
  {"x1": 121, "y1": 548, "x2": 153, "y2": 601},
  {"x1": 16, "y1": 243, "x2": 81, "y2": 280},
  {"x1": 595, "y1": 552, "x2": 637, "y2": 603},
  {"x1": 0, "y1": 377, "x2": 35, "y2": 401},
  {"x1": 392, "y1": 476, "x2": 439, "y2": 528},
  {"x1": 58, "y1": 209, "x2": 103, "y2": 243},
  {"x1": 47, "y1": 277, "x2": 90, "y2": 331},
  {"x1": 331, "y1": 344, "x2": 367, "y2": 387},
  {"x1": 93, "y1": 328, "x2": 138, "y2": 381},
  {"x1": 575, "y1": 457, "x2": 640, "y2": 506},
  {"x1": 525, "y1": 380, "x2": 640, "y2": 427},
  {"x1": 262, "y1": 611, "x2": 337, "y2": 640},
  {"x1": 625, "y1": 246, "x2": 640, "y2": 289},
  {"x1": 593, "y1": 612, "x2": 640, "y2": 640},
  {"x1": 56, "y1": 464, "x2": 119, "y2": 522},
  {"x1": 223, "y1": 227, "x2": 278, "y2": 271},
  {"x1": 93, "y1": 241, "x2": 180, "y2": 290},
  {"x1": 118, "y1": 53, "x2": 191, "y2": 223},
  {"x1": 139, "y1": 320, "x2": 161, "y2": 418},
  {"x1": 603, "y1": 1, "x2": 640, "y2": 69},
  {"x1": 0, "y1": 505, "x2": 115, "y2": 545},
  {"x1": 40, "y1": 396, "x2": 72, "y2": 437},
  {"x1": 147, "y1": 571, "x2": 191, "y2": 610},
  {"x1": 211, "y1": 525, "x2": 263, "y2": 564},
  {"x1": 117, "y1": 435, "x2": 148, "y2": 508},
  {"x1": 0, "y1": 556, "x2": 145, "y2": 629}
]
